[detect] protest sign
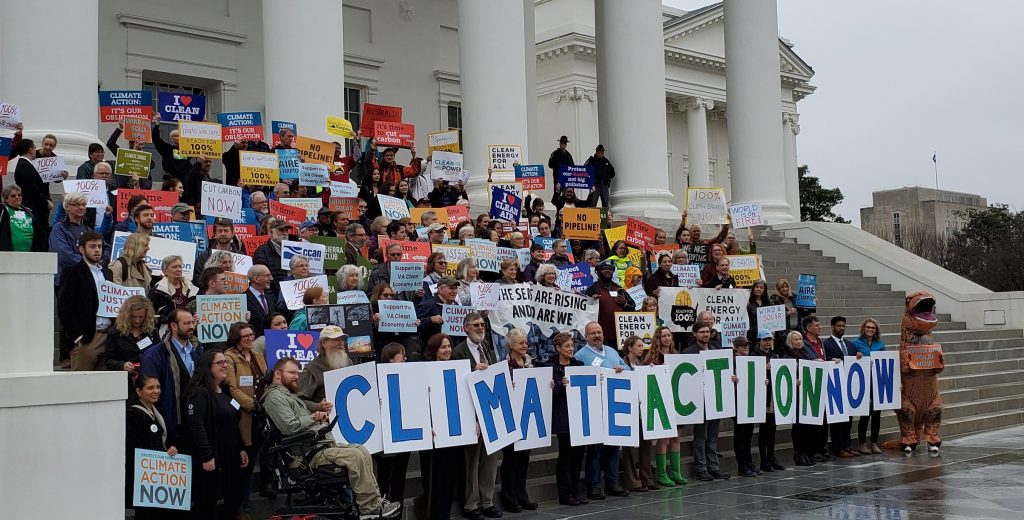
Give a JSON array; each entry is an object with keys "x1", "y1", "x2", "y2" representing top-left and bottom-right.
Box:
[
  {"x1": 325, "y1": 115, "x2": 354, "y2": 138},
  {"x1": 242, "y1": 235, "x2": 270, "y2": 254},
  {"x1": 271, "y1": 121, "x2": 296, "y2": 146},
  {"x1": 222, "y1": 271, "x2": 249, "y2": 294},
  {"x1": 701, "y1": 350, "x2": 736, "y2": 420},
  {"x1": 201, "y1": 182, "x2": 242, "y2": 220},
  {"x1": 0, "y1": 137, "x2": 10, "y2": 176},
  {"x1": 614, "y1": 312, "x2": 656, "y2": 349},
  {"x1": 216, "y1": 111, "x2": 263, "y2": 141},
  {"x1": 757, "y1": 305, "x2": 787, "y2": 333},
  {"x1": 114, "y1": 149, "x2": 153, "y2": 178},
  {"x1": 657, "y1": 287, "x2": 751, "y2": 333},
  {"x1": 441, "y1": 305, "x2": 475, "y2": 336},
  {"x1": 379, "y1": 238, "x2": 431, "y2": 263},
  {"x1": 512, "y1": 367, "x2": 554, "y2": 451},
  {"x1": 684, "y1": 243, "x2": 710, "y2": 268},
  {"x1": 514, "y1": 164, "x2": 545, "y2": 191},
  {"x1": 116, "y1": 189, "x2": 178, "y2": 222},
  {"x1": 625, "y1": 217, "x2": 657, "y2": 251},
  {"x1": 725, "y1": 254, "x2": 764, "y2": 287},
  {"x1": 826, "y1": 362, "x2": 850, "y2": 422},
  {"x1": 99, "y1": 91, "x2": 152, "y2": 123},
  {"x1": 390, "y1": 262, "x2": 424, "y2": 292},
  {"x1": 735, "y1": 356, "x2": 768, "y2": 424},
  {"x1": 601, "y1": 371, "x2": 639, "y2": 447},
  {"x1": 63, "y1": 179, "x2": 107, "y2": 208},
  {"x1": 466, "y1": 361, "x2": 519, "y2": 454},
  {"x1": 412, "y1": 207, "x2": 448, "y2": 226},
  {"x1": 279, "y1": 275, "x2": 329, "y2": 310},
  {"x1": 132, "y1": 449, "x2": 191, "y2": 511},
  {"x1": 561, "y1": 208, "x2": 601, "y2": 240},
  {"x1": 685, "y1": 188, "x2": 728, "y2": 224},
  {"x1": 489, "y1": 186, "x2": 521, "y2": 223},
  {"x1": 671, "y1": 264, "x2": 701, "y2": 287},
  {"x1": 283, "y1": 198, "x2": 323, "y2": 221},
  {"x1": 378, "y1": 194, "x2": 411, "y2": 220},
  {"x1": 122, "y1": 117, "x2": 152, "y2": 143},
  {"x1": 158, "y1": 92, "x2": 205, "y2": 122},
  {"x1": 282, "y1": 240, "x2": 326, "y2": 274},
  {"x1": 299, "y1": 163, "x2": 330, "y2": 187},
  {"x1": 427, "y1": 130, "x2": 460, "y2": 154},
  {"x1": 798, "y1": 360, "x2": 828, "y2": 425},
  {"x1": 431, "y1": 244, "x2": 468, "y2": 277},
  {"x1": 565, "y1": 366, "x2": 605, "y2": 446},
  {"x1": 770, "y1": 358, "x2": 798, "y2": 425},
  {"x1": 662, "y1": 354, "x2": 705, "y2": 425},
  {"x1": 487, "y1": 144, "x2": 522, "y2": 172},
  {"x1": 796, "y1": 273, "x2": 817, "y2": 308},
  {"x1": 196, "y1": 294, "x2": 247, "y2": 343},
  {"x1": 488, "y1": 182, "x2": 522, "y2": 201},
  {"x1": 907, "y1": 344, "x2": 944, "y2": 370},
  {"x1": 625, "y1": 285, "x2": 648, "y2": 308},
  {"x1": 376, "y1": 363, "x2": 433, "y2": 453},
  {"x1": 335, "y1": 291, "x2": 370, "y2": 304},
  {"x1": 729, "y1": 202, "x2": 764, "y2": 229},
  {"x1": 557, "y1": 165, "x2": 594, "y2": 190},
  {"x1": 446, "y1": 204, "x2": 470, "y2": 233},
  {"x1": 360, "y1": 103, "x2": 402, "y2": 134},
  {"x1": 276, "y1": 148, "x2": 300, "y2": 180},
  {"x1": 424, "y1": 361, "x2": 478, "y2": 448},
  {"x1": 720, "y1": 320, "x2": 748, "y2": 347},
  {"x1": 177, "y1": 121, "x2": 221, "y2": 158},
  {"x1": 308, "y1": 236, "x2": 346, "y2": 271},
  {"x1": 430, "y1": 151, "x2": 463, "y2": 181},
  {"x1": 265, "y1": 329, "x2": 319, "y2": 369},
  {"x1": 97, "y1": 281, "x2": 146, "y2": 318},
  {"x1": 32, "y1": 155, "x2": 65, "y2": 182},
  {"x1": 324, "y1": 362, "x2": 384, "y2": 454},
  {"x1": 374, "y1": 121, "x2": 415, "y2": 148},
  {"x1": 0, "y1": 103, "x2": 20, "y2": 130},
  {"x1": 329, "y1": 180, "x2": 358, "y2": 198},
  {"x1": 296, "y1": 135, "x2": 336, "y2": 166},
  {"x1": 555, "y1": 263, "x2": 593, "y2": 294},
  {"x1": 378, "y1": 300, "x2": 417, "y2": 333},
  {"x1": 636, "y1": 365, "x2": 678, "y2": 440},
  {"x1": 844, "y1": 356, "x2": 872, "y2": 417},
  {"x1": 470, "y1": 282, "x2": 500, "y2": 311},
  {"x1": 488, "y1": 283, "x2": 598, "y2": 338},
  {"x1": 228, "y1": 252, "x2": 253, "y2": 274},
  {"x1": 112, "y1": 231, "x2": 196, "y2": 278},
  {"x1": 602, "y1": 226, "x2": 645, "y2": 267},
  {"x1": 466, "y1": 239, "x2": 500, "y2": 273},
  {"x1": 268, "y1": 199, "x2": 306, "y2": 228}
]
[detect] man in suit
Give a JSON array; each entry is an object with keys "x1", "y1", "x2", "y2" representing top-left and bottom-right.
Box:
[
  {"x1": 57, "y1": 231, "x2": 111, "y2": 371},
  {"x1": 823, "y1": 316, "x2": 858, "y2": 458},
  {"x1": 451, "y1": 312, "x2": 501, "y2": 520},
  {"x1": 344, "y1": 222, "x2": 368, "y2": 266},
  {"x1": 246, "y1": 264, "x2": 273, "y2": 338}
]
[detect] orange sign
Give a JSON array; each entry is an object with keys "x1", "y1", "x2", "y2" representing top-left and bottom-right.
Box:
[
  {"x1": 295, "y1": 135, "x2": 335, "y2": 166},
  {"x1": 242, "y1": 235, "x2": 270, "y2": 254},
  {"x1": 223, "y1": 271, "x2": 250, "y2": 294},
  {"x1": 379, "y1": 238, "x2": 432, "y2": 263},
  {"x1": 561, "y1": 207, "x2": 601, "y2": 240},
  {"x1": 329, "y1": 197, "x2": 361, "y2": 219},
  {"x1": 269, "y1": 199, "x2": 307, "y2": 227},
  {"x1": 122, "y1": 117, "x2": 152, "y2": 143},
  {"x1": 907, "y1": 344, "x2": 944, "y2": 370},
  {"x1": 411, "y1": 207, "x2": 448, "y2": 227}
]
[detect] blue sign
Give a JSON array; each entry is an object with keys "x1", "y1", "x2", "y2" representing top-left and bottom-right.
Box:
[
  {"x1": 132, "y1": 449, "x2": 191, "y2": 510},
  {"x1": 204, "y1": 208, "x2": 256, "y2": 225},
  {"x1": 216, "y1": 111, "x2": 264, "y2": 141},
  {"x1": 557, "y1": 164, "x2": 594, "y2": 190},
  {"x1": 796, "y1": 273, "x2": 817, "y2": 308},
  {"x1": 514, "y1": 164, "x2": 545, "y2": 190},
  {"x1": 272, "y1": 120, "x2": 297, "y2": 143},
  {"x1": 187, "y1": 221, "x2": 209, "y2": 255},
  {"x1": 557, "y1": 262, "x2": 593, "y2": 293},
  {"x1": 157, "y1": 92, "x2": 206, "y2": 122},
  {"x1": 265, "y1": 329, "x2": 320, "y2": 369},
  {"x1": 489, "y1": 186, "x2": 522, "y2": 222},
  {"x1": 277, "y1": 149, "x2": 300, "y2": 180},
  {"x1": 152, "y1": 222, "x2": 193, "y2": 243}
]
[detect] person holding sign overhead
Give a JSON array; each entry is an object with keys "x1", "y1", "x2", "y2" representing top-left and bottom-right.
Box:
[{"x1": 125, "y1": 374, "x2": 182, "y2": 520}]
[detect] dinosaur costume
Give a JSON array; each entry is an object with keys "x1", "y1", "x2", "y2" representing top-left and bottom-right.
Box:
[{"x1": 897, "y1": 291, "x2": 944, "y2": 451}]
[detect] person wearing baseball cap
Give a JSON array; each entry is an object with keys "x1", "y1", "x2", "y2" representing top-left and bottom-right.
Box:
[
  {"x1": 316, "y1": 206, "x2": 333, "y2": 236},
  {"x1": 426, "y1": 222, "x2": 447, "y2": 245},
  {"x1": 548, "y1": 134, "x2": 575, "y2": 186},
  {"x1": 755, "y1": 329, "x2": 786, "y2": 473},
  {"x1": 417, "y1": 276, "x2": 460, "y2": 349},
  {"x1": 298, "y1": 325, "x2": 351, "y2": 408},
  {"x1": 298, "y1": 220, "x2": 318, "y2": 242},
  {"x1": 170, "y1": 203, "x2": 191, "y2": 222}
]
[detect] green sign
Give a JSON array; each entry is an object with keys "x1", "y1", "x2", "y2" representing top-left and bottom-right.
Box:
[
  {"x1": 115, "y1": 148, "x2": 152, "y2": 178},
  {"x1": 308, "y1": 235, "x2": 346, "y2": 271}
]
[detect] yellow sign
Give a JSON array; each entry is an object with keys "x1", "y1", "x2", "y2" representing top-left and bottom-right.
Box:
[
  {"x1": 431, "y1": 244, "x2": 469, "y2": 277},
  {"x1": 411, "y1": 206, "x2": 449, "y2": 226},
  {"x1": 603, "y1": 225, "x2": 645, "y2": 266},
  {"x1": 326, "y1": 115, "x2": 354, "y2": 138},
  {"x1": 296, "y1": 135, "x2": 336, "y2": 166},
  {"x1": 724, "y1": 254, "x2": 764, "y2": 287},
  {"x1": 239, "y1": 151, "x2": 280, "y2": 186},
  {"x1": 177, "y1": 121, "x2": 222, "y2": 158},
  {"x1": 428, "y1": 130, "x2": 460, "y2": 154},
  {"x1": 562, "y1": 207, "x2": 601, "y2": 240}
]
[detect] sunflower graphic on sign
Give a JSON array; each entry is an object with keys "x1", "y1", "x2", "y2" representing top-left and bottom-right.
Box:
[{"x1": 671, "y1": 289, "x2": 698, "y2": 330}]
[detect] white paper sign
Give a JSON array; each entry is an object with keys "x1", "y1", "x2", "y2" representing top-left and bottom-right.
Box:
[
  {"x1": 735, "y1": 356, "x2": 767, "y2": 424},
  {"x1": 797, "y1": 360, "x2": 828, "y2": 425},
  {"x1": 430, "y1": 151, "x2": 464, "y2": 182},
  {"x1": 229, "y1": 252, "x2": 253, "y2": 274},
  {"x1": 601, "y1": 370, "x2": 638, "y2": 448},
  {"x1": 281, "y1": 198, "x2": 323, "y2": 221},
  {"x1": 635, "y1": 365, "x2": 678, "y2": 440},
  {"x1": 33, "y1": 155, "x2": 66, "y2": 182},
  {"x1": 376, "y1": 363, "x2": 433, "y2": 453},
  {"x1": 685, "y1": 187, "x2": 728, "y2": 225},
  {"x1": 63, "y1": 179, "x2": 107, "y2": 208},
  {"x1": 663, "y1": 354, "x2": 704, "y2": 425},
  {"x1": 330, "y1": 181, "x2": 358, "y2": 198},
  {"x1": 701, "y1": 349, "x2": 735, "y2": 420},
  {"x1": 844, "y1": 356, "x2": 872, "y2": 417},
  {"x1": 279, "y1": 275, "x2": 329, "y2": 311},
  {"x1": 377, "y1": 194, "x2": 411, "y2": 220},
  {"x1": 0, "y1": 102, "x2": 22, "y2": 130},
  {"x1": 112, "y1": 231, "x2": 197, "y2": 279},
  {"x1": 281, "y1": 240, "x2": 326, "y2": 274},
  {"x1": 323, "y1": 362, "x2": 383, "y2": 454},
  {"x1": 512, "y1": 367, "x2": 554, "y2": 451},
  {"x1": 825, "y1": 361, "x2": 849, "y2": 422},
  {"x1": 465, "y1": 361, "x2": 519, "y2": 454},
  {"x1": 870, "y1": 351, "x2": 901, "y2": 411},
  {"x1": 299, "y1": 163, "x2": 330, "y2": 187},
  {"x1": 469, "y1": 282, "x2": 499, "y2": 311},
  {"x1": 770, "y1": 358, "x2": 799, "y2": 425},
  {"x1": 201, "y1": 182, "x2": 243, "y2": 220},
  {"x1": 728, "y1": 202, "x2": 764, "y2": 229},
  {"x1": 565, "y1": 365, "x2": 605, "y2": 446},
  {"x1": 671, "y1": 264, "x2": 701, "y2": 287},
  {"x1": 425, "y1": 361, "x2": 478, "y2": 448},
  {"x1": 757, "y1": 305, "x2": 787, "y2": 333},
  {"x1": 97, "y1": 281, "x2": 146, "y2": 318}
]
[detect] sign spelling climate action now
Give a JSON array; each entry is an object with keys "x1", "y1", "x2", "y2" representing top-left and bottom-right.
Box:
[
  {"x1": 133, "y1": 449, "x2": 191, "y2": 511},
  {"x1": 197, "y1": 294, "x2": 247, "y2": 343},
  {"x1": 99, "y1": 91, "x2": 153, "y2": 123}
]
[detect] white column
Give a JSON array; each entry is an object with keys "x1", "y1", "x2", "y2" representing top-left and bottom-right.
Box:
[
  {"x1": 0, "y1": 0, "x2": 99, "y2": 172},
  {"x1": 523, "y1": 0, "x2": 539, "y2": 165},
  {"x1": 457, "y1": 0, "x2": 530, "y2": 208},
  {"x1": 262, "y1": 0, "x2": 345, "y2": 139},
  {"x1": 723, "y1": 0, "x2": 794, "y2": 223},
  {"x1": 595, "y1": 0, "x2": 679, "y2": 219},
  {"x1": 686, "y1": 97, "x2": 714, "y2": 188},
  {"x1": 782, "y1": 112, "x2": 801, "y2": 220}
]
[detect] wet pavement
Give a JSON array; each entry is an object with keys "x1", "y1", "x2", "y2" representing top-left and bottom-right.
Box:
[{"x1": 251, "y1": 425, "x2": 1024, "y2": 519}]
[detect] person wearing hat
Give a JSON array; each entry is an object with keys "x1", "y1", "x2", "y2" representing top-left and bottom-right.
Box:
[
  {"x1": 416, "y1": 276, "x2": 460, "y2": 353},
  {"x1": 298, "y1": 220, "x2": 319, "y2": 242},
  {"x1": 425, "y1": 222, "x2": 447, "y2": 245},
  {"x1": 169, "y1": 202, "x2": 191, "y2": 222},
  {"x1": 548, "y1": 135, "x2": 575, "y2": 186},
  {"x1": 755, "y1": 329, "x2": 786, "y2": 473},
  {"x1": 585, "y1": 259, "x2": 633, "y2": 343},
  {"x1": 315, "y1": 206, "x2": 334, "y2": 236},
  {"x1": 298, "y1": 325, "x2": 352, "y2": 410},
  {"x1": 584, "y1": 144, "x2": 615, "y2": 207}
]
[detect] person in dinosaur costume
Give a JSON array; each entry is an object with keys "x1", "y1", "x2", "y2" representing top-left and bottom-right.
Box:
[{"x1": 897, "y1": 291, "x2": 944, "y2": 453}]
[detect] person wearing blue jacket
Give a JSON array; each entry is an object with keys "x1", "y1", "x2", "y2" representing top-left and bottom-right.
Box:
[
  {"x1": 139, "y1": 308, "x2": 202, "y2": 447},
  {"x1": 851, "y1": 318, "x2": 887, "y2": 454}
]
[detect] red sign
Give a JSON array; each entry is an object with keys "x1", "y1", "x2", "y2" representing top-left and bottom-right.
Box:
[
  {"x1": 206, "y1": 224, "x2": 258, "y2": 243},
  {"x1": 446, "y1": 205, "x2": 469, "y2": 233},
  {"x1": 0, "y1": 156, "x2": 8, "y2": 177},
  {"x1": 373, "y1": 121, "x2": 415, "y2": 149},
  {"x1": 379, "y1": 238, "x2": 432, "y2": 263},
  {"x1": 100, "y1": 105, "x2": 153, "y2": 124},
  {"x1": 242, "y1": 235, "x2": 271, "y2": 254},
  {"x1": 116, "y1": 189, "x2": 178, "y2": 222},
  {"x1": 360, "y1": 103, "x2": 402, "y2": 135},
  {"x1": 269, "y1": 199, "x2": 307, "y2": 228},
  {"x1": 625, "y1": 217, "x2": 657, "y2": 251}
]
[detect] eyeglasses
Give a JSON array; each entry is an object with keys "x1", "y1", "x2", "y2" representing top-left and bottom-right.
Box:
[
  {"x1": 212, "y1": 360, "x2": 228, "y2": 366},
  {"x1": 466, "y1": 322, "x2": 485, "y2": 328},
  {"x1": 240, "y1": 333, "x2": 255, "y2": 339},
  {"x1": 380, "y1": 292, "x2": 396, "y2": 298},
  {"x1": 435, "y1": 260, "x2": 447, "y2": 265}
]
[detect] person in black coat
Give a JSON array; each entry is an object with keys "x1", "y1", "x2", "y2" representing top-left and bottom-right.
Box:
[
  {"x1": 701, "y1": 257, "x2": 738, "y2": 289},
  {"x1": 222, "y1": 140, "x2": 271, "y2": 188},
  {"x1": 547, "y1": 135, "x2": 575, "y2": 186},
  {"x1": 57, "y1": 231, "x2": 113, "y2": 371},
  {"x1": 11, "y1": 138, "x2": 52, "y2": 230},
  {"x1": 0, "y1": 185, "x2": 47, "y2": 252},
  {"x1": 822, "y1": 316, "x2": 858, "y2": 458},
  {"x1": 105, "y1": 296, "x2": 160, "y2": 390},
  {"x1": 184, "y1": 350, "x2": 247, "y2": 520},
  {"x1": 551, "y1": 332, "x2": 587, "y2": 506},
  {"x1": 126, "y1": 375, "x2": 185, "y2": 520},
  {"x1": 252, "y1": 220, "x2": 290, "y2": 294},
  {"x1": 583, "y1": 144, "x2": 614, "y2": 207}
]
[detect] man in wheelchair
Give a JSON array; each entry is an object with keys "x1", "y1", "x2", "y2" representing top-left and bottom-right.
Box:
[{"x1": 262, "y1": 357, "x2": 401, "y2": 520}]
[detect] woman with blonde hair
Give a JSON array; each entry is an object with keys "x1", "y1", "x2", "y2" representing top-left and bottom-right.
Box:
[
  {"x1": 112, "y1": 232, "x2": 152, "y2": 290},
  {"x1": 644, "y1": 326, "x2": 686, "y2": 487},
  {"x1": 104, "y1": 295, "x2": 158, "y2": 382},
  {"x1": 851, "y1": 318, "x2": 886, "y2": 454}
]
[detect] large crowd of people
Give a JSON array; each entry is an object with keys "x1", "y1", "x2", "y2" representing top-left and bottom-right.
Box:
[{"x1": 1, "y1": 120, "x2": 893, "y2": 520}]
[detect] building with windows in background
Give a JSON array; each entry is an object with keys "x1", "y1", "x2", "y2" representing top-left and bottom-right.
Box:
[{"x1": 860, "y1": 186, "x2": 988, "y2": 246}]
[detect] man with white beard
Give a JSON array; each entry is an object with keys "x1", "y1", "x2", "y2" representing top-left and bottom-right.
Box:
[{"x1": 297, "y1": 326, "x2": 349, "y2": 413}]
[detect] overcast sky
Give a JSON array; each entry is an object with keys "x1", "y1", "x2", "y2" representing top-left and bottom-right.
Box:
[{"x1": 665, "y1": 0, "x2": 1024, "y2": 225}]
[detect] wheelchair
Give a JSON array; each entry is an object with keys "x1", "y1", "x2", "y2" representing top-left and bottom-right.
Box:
[{"x1": 262, "y1": 414, "x2": 360, "y2": 520}]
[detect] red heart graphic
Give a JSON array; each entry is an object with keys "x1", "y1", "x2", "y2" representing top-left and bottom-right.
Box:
[
  {"x1": 180, "y1": 96, "x2": 192, "y2": 106},
  {"x1": 297, "y1": 333, "x2": 314, "y2": 349},
  {"x1": 506, "y1": 194, "x2": 515, "y2": 205}
]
